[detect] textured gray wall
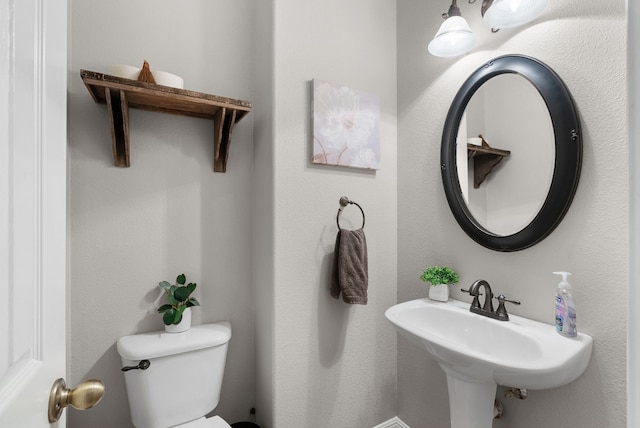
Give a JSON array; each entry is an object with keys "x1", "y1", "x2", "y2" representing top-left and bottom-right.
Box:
[
  {"x1": 397, "y1": 0, "x2": 627, "y2": 427},
  {"x1": 68, "y1": 1, "x2": 255, "y2": 426}
]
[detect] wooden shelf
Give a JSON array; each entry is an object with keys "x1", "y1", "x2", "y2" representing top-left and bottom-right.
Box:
[
  {"x1": 80, "y1": 69, "x2": 252, "y2": 172},
  {"x1": 467, "y1": 143, "x2": 511, "y2": 188}
]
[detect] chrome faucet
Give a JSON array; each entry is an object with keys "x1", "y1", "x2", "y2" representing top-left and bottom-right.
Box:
[{"x1": 462, "y1": 279, "x2": 520, "y2": 321}]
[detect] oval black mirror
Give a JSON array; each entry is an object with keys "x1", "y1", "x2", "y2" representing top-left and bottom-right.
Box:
[{"x1": 440, "y1": 55, "x2": 582, "y2": 251}]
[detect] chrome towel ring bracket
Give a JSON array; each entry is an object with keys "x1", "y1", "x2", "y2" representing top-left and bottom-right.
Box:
[{"x1": 336, "y1": 196, "x2": 365, "y2": 230}]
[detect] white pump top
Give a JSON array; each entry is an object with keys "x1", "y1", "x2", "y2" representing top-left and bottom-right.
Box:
[{"x1": 553, "y1": 271, "x2": 572, "y2": 289}]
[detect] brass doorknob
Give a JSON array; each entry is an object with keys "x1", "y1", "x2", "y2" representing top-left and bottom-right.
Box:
[{"x1": 48, "y1": 378, "x2": 105, "y2": 422}]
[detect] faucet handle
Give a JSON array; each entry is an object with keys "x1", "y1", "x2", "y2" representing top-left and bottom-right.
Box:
[
  {"x1": 495, "y1": 294, "x2": 521, "y2": 305},
  {"x1": 494, "y1": 294, "x2": 521, "y2": 321},
  {"x1": 461, "y1": 288, "x2": 482, "y2": 309}
]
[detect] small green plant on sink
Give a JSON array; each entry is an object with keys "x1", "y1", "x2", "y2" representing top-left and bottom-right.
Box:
[
  {"x1": 420, "y1": 266, "x2": 459, "y2": 286},
  {"x1": 157, "y1": 273, "x2": 200, "y2": 325}
]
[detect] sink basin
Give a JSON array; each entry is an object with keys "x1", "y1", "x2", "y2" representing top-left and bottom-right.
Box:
[{"x1": 385, "y1": 298, "x2": 593, "y2": 428}]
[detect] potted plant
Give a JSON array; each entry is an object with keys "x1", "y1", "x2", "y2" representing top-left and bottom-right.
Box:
[
  {"x1": 420, "y1": 266, "x2": 459, "y2": 302},
  {"x1": 157, "y1": 273, "x2": 200, "y2": 333}
]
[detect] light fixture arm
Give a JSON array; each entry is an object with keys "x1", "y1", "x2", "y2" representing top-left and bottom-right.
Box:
[
  {"x1": 480, "y1": 0, "x2": 494, "y2": 17},
  {"x1": 480, "y1": 0, "x2": 501, "y2": 32},
  {"x1": 443, "y1": 0, "x2": 462, "y2": 19}
]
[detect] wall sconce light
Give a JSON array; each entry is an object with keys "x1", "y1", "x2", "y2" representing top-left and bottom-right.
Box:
[
  {"x1": 428, "y1": 0, "x2": 477, "y2": 58},
  {"x1": 428, "y1": 0, "x2": 549, "y2": 57}
]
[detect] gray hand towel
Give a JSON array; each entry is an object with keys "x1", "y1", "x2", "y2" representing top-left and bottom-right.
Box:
[{"x1": 330, "y1": 228, "x2": 368, "y2": 304}]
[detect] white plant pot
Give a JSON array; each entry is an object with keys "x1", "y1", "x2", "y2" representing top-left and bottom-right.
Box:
[
  {"x1": 164, "y1": 307, "x2": 192, "y2": 333},
  {"x1": 429, "y1": 284, "x2": 450, "y2": 302}
]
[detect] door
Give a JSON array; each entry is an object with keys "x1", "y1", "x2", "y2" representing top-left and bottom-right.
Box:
[{"x1": 0, "y1": 0, "x2": 68, "y2": 426}]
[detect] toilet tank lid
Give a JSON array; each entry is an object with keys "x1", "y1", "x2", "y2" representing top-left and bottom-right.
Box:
[{"x1": 117, "y1": 321, "x2": 231, "y2": 360}]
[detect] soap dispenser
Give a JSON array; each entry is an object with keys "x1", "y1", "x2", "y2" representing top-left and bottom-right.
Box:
[{"x1": 554, "y1": 271, "x2": 577, "y2": 338}]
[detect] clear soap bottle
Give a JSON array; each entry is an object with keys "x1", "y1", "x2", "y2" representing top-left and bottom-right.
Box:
[{"x1": 554, "y1": 271, "x2": 577, "y2": 338}]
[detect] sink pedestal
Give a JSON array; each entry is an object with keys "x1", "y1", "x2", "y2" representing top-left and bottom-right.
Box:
[{"x1": 445, "y1": 372, "x2": 496, "y2": 428}]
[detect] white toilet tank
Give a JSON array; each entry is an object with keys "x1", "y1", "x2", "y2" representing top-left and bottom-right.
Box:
[{"x1": 117, "y1": 322, "x2": 232, "y2": 428}]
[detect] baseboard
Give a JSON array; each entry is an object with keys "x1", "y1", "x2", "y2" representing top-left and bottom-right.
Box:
[{"x1": 372, "y1": 416, "x2": 410, "y2": 428}]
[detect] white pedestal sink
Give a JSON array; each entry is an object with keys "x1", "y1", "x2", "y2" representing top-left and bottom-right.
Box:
[{"x1": 385, "y1": 298, "x2": 593, "y2": 428}]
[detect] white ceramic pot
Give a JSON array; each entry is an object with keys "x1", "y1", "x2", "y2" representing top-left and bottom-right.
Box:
[
  {"x1": 164, "y1": 307, "x2": 192, "y2": 333},
  {"x1": 428, "y1": 284, "x2": 450, "y2": 302},
  {"x1": 110, "y1": 64, "x2": 141, "y2": 80},
  {"x1": 151, "y1": 70, "x2": 184, "y2": 88}
]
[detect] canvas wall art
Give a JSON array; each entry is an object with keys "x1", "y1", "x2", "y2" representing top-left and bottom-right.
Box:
[{"x1": 312, "y1": 79, "x2": 380, "y2": 170}]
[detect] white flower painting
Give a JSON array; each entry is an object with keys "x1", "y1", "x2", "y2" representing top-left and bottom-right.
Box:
[{"x1": 313, "y1": 79, "x2": 380, "y2": 170}]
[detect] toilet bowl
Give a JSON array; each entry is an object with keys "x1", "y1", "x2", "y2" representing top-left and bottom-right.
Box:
[{"x1": 117, "y1": 322, "x2": 233, "y2": 428}]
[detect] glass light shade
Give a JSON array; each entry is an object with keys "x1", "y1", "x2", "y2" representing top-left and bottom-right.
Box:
[
  {"x1": 483, "y1": 0, "x2": 549, "y2": 29},
  {"x1": 428, "y1": 16, "x2": 477, "y2": 57}
]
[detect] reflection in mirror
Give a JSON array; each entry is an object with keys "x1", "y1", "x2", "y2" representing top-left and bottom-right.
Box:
[{"x1": 458, "y1": 74, "x2": 555, "y2": 236}]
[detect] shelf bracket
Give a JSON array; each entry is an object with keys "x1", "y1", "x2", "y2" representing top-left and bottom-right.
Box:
[
  {"x1": 472, "y1": 154, "x2": 506, "y2": 188},
  {"x1": 105, "y1": 88, "x2": 130, "y2": 167},
  {"x1": 213, "y1": 108, "x2": 237, "y2": 173},
  {"x1": 467, "y1": 139, "x2": 511, "y2": 188}
]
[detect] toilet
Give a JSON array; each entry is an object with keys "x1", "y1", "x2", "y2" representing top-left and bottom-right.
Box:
[{"x1": 117, "y1": 321, "x2": 233, "y2": 428}]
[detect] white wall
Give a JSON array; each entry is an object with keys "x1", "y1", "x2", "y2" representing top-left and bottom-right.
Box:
[
  {"x1": 398, "y1": 0, "x2": 627, "y2": 427},
  {"x1": 628, "y1": 1, "x2": 640, "y2": 425},
  {"x1": 68, "y1": 1, "x2": 255, "y2": 426},
  {"x1": 254, "y1": 0, "x2": 398, "y2": 426},
  {"x1": 69, "y1": 1, "x2": 397, "y2": 427},
  {"x1": 253, "y1": 1, "x2": 276, "y2": 426}
]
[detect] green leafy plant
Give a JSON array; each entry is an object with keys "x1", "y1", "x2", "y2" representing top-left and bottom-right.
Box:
[
  {"x1": 420, "y1": 266, "x2": 459, "y2": 286},
  {"x1": 157, "y1": 273, "x2": 200, "y2": 325}
]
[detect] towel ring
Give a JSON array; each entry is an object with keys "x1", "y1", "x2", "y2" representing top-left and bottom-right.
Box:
[{"x1": 336, "y1": 196, "x2": 365, "y2": 230}]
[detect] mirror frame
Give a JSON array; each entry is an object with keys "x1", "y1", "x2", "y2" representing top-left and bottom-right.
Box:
[{"x1": 441, "y1": 54, "x2": 582, "y2": 251}]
